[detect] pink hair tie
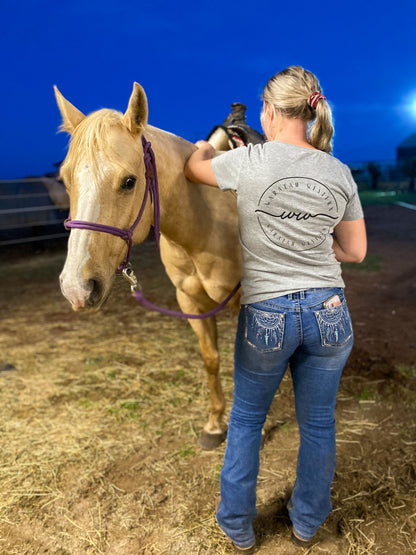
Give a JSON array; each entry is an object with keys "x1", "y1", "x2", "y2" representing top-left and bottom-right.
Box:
[{"x1": 308, "y1": 92, "x2": 326, "y2": 109}]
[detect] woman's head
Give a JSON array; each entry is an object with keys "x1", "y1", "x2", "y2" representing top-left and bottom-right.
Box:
[{"x1": 261, "y1": 66, "x2": 334, "y2": 153}]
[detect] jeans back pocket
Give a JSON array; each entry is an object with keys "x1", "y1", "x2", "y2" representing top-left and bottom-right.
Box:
[
  {"x1": 314, "y1": 300, "x2": 353, "y2": 347},
  {"x1": 245, "y1": 305, "x2": 285, "y2": 352}
]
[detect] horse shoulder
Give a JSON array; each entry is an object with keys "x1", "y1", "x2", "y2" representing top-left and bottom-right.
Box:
[{"x1": 159, "y1": 235, "x2": 210, "y2": 301}]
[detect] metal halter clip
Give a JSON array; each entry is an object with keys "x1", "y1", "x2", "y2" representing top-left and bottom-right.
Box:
[{"x1": 122, "y1": 264, "x2": 140, "y2": 293}]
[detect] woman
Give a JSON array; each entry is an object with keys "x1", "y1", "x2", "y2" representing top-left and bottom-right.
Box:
[{"x1": 184, "y1": 65, "x2": 367, "y2": 553}]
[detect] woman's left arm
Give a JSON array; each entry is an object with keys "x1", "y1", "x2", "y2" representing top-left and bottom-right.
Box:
[
  {"x1": 332, "y1": 218, "x2": 367, "y2": 263},
  {"x1": 184, "y1": 141, "x2": 219, "y2": 187}
]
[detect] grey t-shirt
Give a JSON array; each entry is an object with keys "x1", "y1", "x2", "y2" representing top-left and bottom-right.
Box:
[{"x1": 212, "y1": 141, "x2": 364, "y2": 304}]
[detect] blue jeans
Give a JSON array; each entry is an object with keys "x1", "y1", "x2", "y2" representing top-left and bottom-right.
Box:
[{"x1": 216, "y1": 287, "x2": 354, "y2": 547}]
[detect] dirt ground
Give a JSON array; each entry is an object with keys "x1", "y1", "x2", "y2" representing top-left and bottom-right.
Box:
[{"x1": 0, "y1": 204, "x2": 415, "y2": 554}]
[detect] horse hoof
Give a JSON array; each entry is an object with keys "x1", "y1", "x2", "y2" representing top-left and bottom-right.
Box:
[{"x1": 197, "y1": 429, "x2": 227, "y2": 450}]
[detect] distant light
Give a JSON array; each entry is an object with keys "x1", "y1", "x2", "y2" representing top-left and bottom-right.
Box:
[{"x1": 406, "y1": 92, "x2": 416, "y2": 119}]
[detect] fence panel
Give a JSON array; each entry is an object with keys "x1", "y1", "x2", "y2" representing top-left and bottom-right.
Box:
[{"x1": 0, "y1": 178, "x2": 69, "y2": 247}]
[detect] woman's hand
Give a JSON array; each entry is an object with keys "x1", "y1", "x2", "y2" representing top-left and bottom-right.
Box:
[{"x1": 194, "y1": 140, "x2": 216, "y2": 158}]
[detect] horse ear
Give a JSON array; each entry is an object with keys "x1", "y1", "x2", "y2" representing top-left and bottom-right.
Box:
[
  {"x1": 54, "y1": 86, "x2": 85, "y2": 135},
  {"x1": 123, "y1": 82, "x2": 148, "y2": 136}
]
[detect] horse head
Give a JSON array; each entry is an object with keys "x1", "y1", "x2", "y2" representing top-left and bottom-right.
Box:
[{"x1": 55, "y1": 83, "x2": 153, "y2": 311}]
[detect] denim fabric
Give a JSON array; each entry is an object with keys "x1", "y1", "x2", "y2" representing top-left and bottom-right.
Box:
[{"x1": 216, "y1": 287, "x2": 354, "y2": 547}]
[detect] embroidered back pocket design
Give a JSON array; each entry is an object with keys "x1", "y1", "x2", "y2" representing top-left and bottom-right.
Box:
[
  {"x1": 314, "y1": 300, "x2": 353, "y2": 347},
  {"x1": 245, "y1": 306, "x2": 285, "y2": 352}
]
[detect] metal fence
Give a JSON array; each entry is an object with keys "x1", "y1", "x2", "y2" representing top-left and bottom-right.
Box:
[{"x1": 0, "y1": 178, "x2": 69, "y2": 248}]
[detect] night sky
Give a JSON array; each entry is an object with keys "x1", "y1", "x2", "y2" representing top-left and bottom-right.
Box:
[{"x1": 1, "y1": 0, "x2": 416, "y2": 178}]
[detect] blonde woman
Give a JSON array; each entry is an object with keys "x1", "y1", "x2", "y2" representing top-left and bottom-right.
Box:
[{"x1": 185, "y1": 66, "x2": 366, "y2": 553}]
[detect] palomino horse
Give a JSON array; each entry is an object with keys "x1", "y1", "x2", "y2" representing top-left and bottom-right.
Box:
[{"x1": 54, "y1": 83, "x2": 242, "y2": 449}]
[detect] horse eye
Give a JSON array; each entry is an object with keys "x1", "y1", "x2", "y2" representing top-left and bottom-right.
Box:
[{"x1": 121, "y1": 176, "x2": 136, "y2": 191}]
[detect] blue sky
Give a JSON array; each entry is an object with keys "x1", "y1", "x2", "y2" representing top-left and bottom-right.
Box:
[{"x1": 1, "y1": 0, "x2": 416, "y2": 178}]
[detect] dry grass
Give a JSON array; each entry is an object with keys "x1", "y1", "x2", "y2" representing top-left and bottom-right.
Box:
[{"x1": 0, "y1": 243, "x2": 415, "y2": 554}]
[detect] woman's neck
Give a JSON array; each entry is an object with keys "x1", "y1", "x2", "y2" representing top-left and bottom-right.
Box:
[{"x1": 269, "y1": 114, "x2": 315, "y2": 150}]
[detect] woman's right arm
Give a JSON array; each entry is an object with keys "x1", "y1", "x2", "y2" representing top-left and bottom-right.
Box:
[
  {"x1": 184, "y1": 141, "x2": 219, "y2": 187},
  {"x1": 332, "y1": 218, "x2": 367, "y2": 263}
]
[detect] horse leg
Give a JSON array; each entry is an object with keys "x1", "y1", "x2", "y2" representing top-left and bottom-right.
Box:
[
  {"x1": 159, "y1": 236, "x2": 228, "y2": 449},
  {"x1": 175, "y1": 289, "x2": 227, "y2": 450}
]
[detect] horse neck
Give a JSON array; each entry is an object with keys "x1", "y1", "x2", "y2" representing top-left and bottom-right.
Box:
[
  {"x1": 144, "y1": 125, "x2": 194, "y2": 182},
  {"x1": 142, "y1": 126, "x2": 196, "y2": 239}
]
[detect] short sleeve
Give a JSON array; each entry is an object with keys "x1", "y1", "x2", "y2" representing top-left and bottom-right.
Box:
[
  {"x1": 342, "y1": 166, "x2": 364, "y2": 221},
  {"x1": 211, "y1": 146, "x2": 249, "y2": 191}
]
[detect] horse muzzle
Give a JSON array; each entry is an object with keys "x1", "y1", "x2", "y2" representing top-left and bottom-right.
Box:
[{"x1": 59, "y1": 273, "x2": 108, "y2": 312}]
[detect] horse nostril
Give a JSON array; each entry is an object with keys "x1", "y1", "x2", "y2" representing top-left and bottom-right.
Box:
[{"x1": 87, "y1": 279, "x2": 103, "y2": 306}]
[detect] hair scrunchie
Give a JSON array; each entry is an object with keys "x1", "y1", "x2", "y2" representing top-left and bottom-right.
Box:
[{"x1": 308, "y1": 92, "x2": 326, "y2": 110}]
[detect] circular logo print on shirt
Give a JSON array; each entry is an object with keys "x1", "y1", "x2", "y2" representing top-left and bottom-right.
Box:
[{"x1": 256, "y1": 177, "x2": 339, "y2": 251}]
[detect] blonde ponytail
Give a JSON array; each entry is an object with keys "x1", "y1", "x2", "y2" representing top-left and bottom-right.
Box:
[
  {"x1": 308, "y1": 99, "x2": 334, "y2": 153},
  {"x1": 262, "y1": 65, "x2": 334, "y2": 153}
]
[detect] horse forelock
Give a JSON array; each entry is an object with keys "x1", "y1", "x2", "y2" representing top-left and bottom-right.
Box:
[{"x1": 63, "y1": 109, "x2": 139, "y2": 183}]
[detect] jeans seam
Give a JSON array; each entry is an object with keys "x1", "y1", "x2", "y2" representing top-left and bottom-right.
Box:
[{"x1": 298, "y1": 312, "x2": 303, "y2": 344}]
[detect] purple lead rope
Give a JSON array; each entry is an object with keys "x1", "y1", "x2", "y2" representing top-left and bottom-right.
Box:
[
  {"x1": 64, "y1": 134, "x2": 240, "y2": 319},
  {"x1": 132, "y1": 281, "x2": 240, "y2": 319}
]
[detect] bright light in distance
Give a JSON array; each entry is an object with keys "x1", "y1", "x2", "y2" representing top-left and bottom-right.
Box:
[{"x1": 405, "y1": 91, "x2": 416, "y2": 119}]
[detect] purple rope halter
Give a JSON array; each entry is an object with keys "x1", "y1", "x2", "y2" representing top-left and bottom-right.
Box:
[
  {"x1": 64, "y1": 135, "x2": 160, "y2": 270},
  {"x1": 64, "y1": 134, "x2": 240, "y2": 319}
]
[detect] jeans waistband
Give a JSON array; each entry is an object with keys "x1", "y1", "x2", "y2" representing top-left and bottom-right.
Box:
[
  {"x1": 286, "y1": 288, "x2": 330, "y2": 300},
  {"x1": 250, "y1": 287, "x2": 345, "y2": 311}
]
